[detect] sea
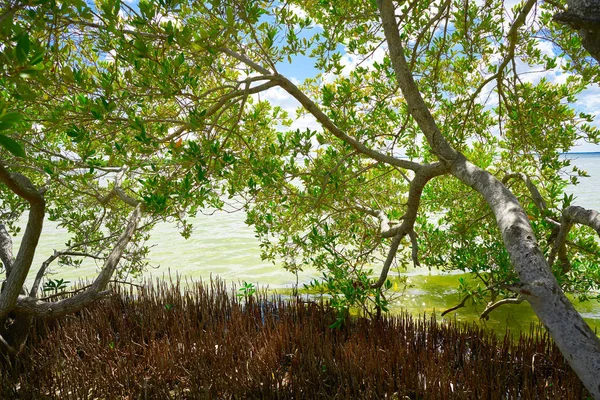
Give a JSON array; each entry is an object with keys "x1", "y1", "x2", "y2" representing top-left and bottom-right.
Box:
[{"x1": 6, "y1": 152, "x2": 600, "y2": 334}]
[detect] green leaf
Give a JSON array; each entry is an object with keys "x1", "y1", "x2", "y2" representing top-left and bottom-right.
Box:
[
  {"x1": 0, "y1": 112, "x2": 23, "y2": 128},
  {"x1": 226, "y1": 7, "x2": 234, "y2": 27},
  {"x1": 29, "y1": 50, "x2": 45, "y2": 66},
  {"x1": 16, "y1": 32, "x2": 30, "y2": 64},
  {"x1": 0, "y1": 134, "x2": 26, "y2": 157}
]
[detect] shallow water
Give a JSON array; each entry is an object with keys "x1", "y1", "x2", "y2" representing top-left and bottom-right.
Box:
[{"x1": 8, "y1": 153, "x2": 600, "y2": 336}]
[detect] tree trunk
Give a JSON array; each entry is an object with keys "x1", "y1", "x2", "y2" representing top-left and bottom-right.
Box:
[
  {"x1": 377, "y1": 0, "x2": 600, "y2": 396},
  {"x1": 0, "y1": 224, "x2": 33, "y2": 359},
  {"x1": 452, "y1": 156, "x2": 600, "y2": 398},
  {"x1": 554, "y1": 0, "x2": 600, "y2": 62}
]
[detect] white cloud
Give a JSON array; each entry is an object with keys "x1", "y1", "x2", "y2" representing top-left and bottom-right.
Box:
[
  {"x1": 288, "y1": 4, "x2": 308, "y2": 19},
  {"x1": 577, "y1": 85, "x2": 600, "y2": 117}
]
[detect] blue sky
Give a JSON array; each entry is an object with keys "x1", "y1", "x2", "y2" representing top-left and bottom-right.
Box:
[{"x1": 119, "y1": 0, "x2": 600, "y2": 152}]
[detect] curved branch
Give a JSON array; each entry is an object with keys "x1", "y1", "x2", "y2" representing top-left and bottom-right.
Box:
[
  {"x1": 503, "y1": 172, "x2": 548, "y2": 214},
  {"x1": 480, "y1": 295, "x2": 525, "y2": 320},
  {"x1": 31, "y1": 250, "x2": 104, "y2": 298},
  {"x1": 549, "y1": 206, "x2": 600, "y2": 267},
  {"x1": 0, "y1": 163, "x2": 45, "y2": 319},
  {"x1": 99, "y1": 166, "x2": 141, "y2": 208},
  {"x1": 563, "y1": 205, "x2": 600, "y2": 236},
  {"x1": 371, "y1": 232, "x2": 403, "y2": 289},
  {"x1": 14, "y1": 205, "x2": 142, "y2": 319},
  {"x1": 273, "y1": 74, "x2": 432, "y2": 172},
  {"x1": 370, "y1": 168, "x2": 443, "y2": 289},
  {"x1": 441, "y1": 294, "x2": 472, "y2": 316},
  {"x1": 0, "y1": 224, "x2": 13, "y2": 276},
  {"x1": 221, "y1": 46, "x2": 435, "y2": 173}
]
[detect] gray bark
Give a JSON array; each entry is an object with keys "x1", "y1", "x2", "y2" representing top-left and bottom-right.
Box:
[
  {"x1": 0, "y1": 224, "x2": 13, "y2": 276},
  {"x1": 377, "y1": 0, "x2": 600, "y2": 396},
  {"x1": 0, "y1": 221, "x2": 32, "y2": 357},
  {"x1": 0, "y1": 161, "x2": 142, "y2": 358},
  {"x1": 221, "y1": 1, "x2": 600, "y2": 393},
  {"x1": 554, "y1": 0, "x2": 600, "y2": 62},
  {"x1": 0, "y1": 164, "x2": 45, "y2": 320},
  {"x1": 14, "y1": 205, "x2": 142, "y2": 319}
]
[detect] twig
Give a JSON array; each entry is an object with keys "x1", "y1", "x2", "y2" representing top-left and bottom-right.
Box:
[
  {"x1": 408, "y1": 230, "x2": 420, "y2": 267},
  {"x1": 480, "y1": 295, "x2": 524, "y2": 320},
  {"x1": 441, "y1": 294, "x2": 472, "y2": 316},
  {"x1": 40, "y1": 280, "x2": 144, "y2": 301}
]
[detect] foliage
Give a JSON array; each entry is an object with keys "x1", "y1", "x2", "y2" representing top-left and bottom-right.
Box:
[
  {"x1": 41, "y1": 278, "x2": 70, "y2": 294},
  {"x1": 237, "y1": 281, "x2": 256, "y2": 299},
  {"x1": 0, "y1": 0, "x2": 599, "y2": 328}
]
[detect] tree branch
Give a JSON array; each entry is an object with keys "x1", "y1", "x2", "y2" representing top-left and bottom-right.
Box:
[
  {"x1": 549, "y1": 205, "x2": 600, "y2": 267},
  {"x1": 553, "y1": 0, "x2": 600, "y2": 62},
  {"x1": 14, "y1": 205, "x2": 142, "y2": 318},
  {"x1": 377, "y1": 0, "x2": 459, "y2": 165},
  {"x1": 98, "y1": 166, "x2": 140, "y2": 208},
  {"x1": 563, "y1": 205, "x2": 600, "y2": 236},
  {"x1": 0, "y1": 163, "x2": 45, "y2": 319},
  {"x1": 480, "y1": 295, "x2": 525, "y2": 320},
  {"x1": 408, "y1": 230, "x2": 420, "y2": 267},
  {"x1": 39, "y1": 280, "x2": 143, "y2": 301},
  {"x1": 221, "y1": 47, "x2": 438, "y2": 173},
  {"x1": 503, "y1": 172, "x2": 548, "y2": 214},
  {"x1": 31, "y1": 250, "x2": 104, "y2": 298},
  {"x1": 0, "y1": 223, "x2": 13, "y2": 277},
  {"x1": 441, "y1": 294, "x2": 472, "y2": 316},
  {"x1": 371, "y1": 232, "x2": 403, "y2": 289},
  {"x1": 273, "y1": 74, "x2": 434, "y2": 172},
  {"x1": 220, "y1": 47, "x2": 273, "y2": 75}
]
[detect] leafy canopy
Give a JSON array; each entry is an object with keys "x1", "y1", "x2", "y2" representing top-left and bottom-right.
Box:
[{"x1": 0, "y1": 0, "x2": 598, "y2": 318}]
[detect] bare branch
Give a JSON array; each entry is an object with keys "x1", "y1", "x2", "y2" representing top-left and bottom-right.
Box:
[
  {"x1": 0, "y1": 163, "x2": 45, "y2": 319},
  {"x1": 221, "y1": 46, "x2": 437, "y2": 173},
  {"x1": 220, "y1": 48, "x2": 272, "y2": 75},
  {"x1": 64, "y1": 18, "x2": 168, "y2": 40},
  {"x1": 39, "y1": 280, "x2": 143, "y2": 301},
  {"x1": 205, "y1": 79, "x2": 278, "y2": 118},
  {"x1": 0, "y1": 224, "x2": 13, "y2": 276},
  {"x1": 480, "y1": 296, "x2": 525, "y2": 320},
  {"x1": 369, "y1": 168, "x2": 444, "y2": 288},
  {"x1": 31, "y1": 250, "x2": 104, "y2": 298},
  {"x1": 563, "y1": 206, "x2": 600, "y2": 236},
  {"x1": 274, "y1": 74, "x2": 434, "y2": 172},
  {"x1": 550, "y1": 206, "x2": 600, "y2": 267},
  {"x1": 441, "y1": 294, "x2": 472, "y2": 316},
  {"x1": 409, "y1": 230, "x2": 420, "y2": 267},
  {"x1": 548, "y1": 213, "x2": 573, "y2": 267},
  {"x1": 378, "y1": 0, "x2": 458, "y2": 165},
  {"x1": 371, "y1": 232, "x2": 403, "y2": 289},
  {"x1": 14, "y1": 205, "x2": 142, "y2": 318},
  {"x1": 99, "y1": 166, "x2": 140, "y2": 208},
  {"x1": 503, "y1": 172, "x2": 548, "y2": 214}
]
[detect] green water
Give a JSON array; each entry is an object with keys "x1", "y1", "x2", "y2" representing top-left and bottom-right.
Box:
[
  {"x1": 389, "y1": 274, "x2": 600, "y2": 336},
  {"x1": 7, "y1": 153, "x2": 600, "y2": 337}
]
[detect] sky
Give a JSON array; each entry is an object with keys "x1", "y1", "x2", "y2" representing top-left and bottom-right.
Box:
[
  {"x1": 120, "y1": 0, "x2": 600, "y2": 153},
  {"x1": 257, "y1": 4, "x2": 600, "y2": 154}
]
